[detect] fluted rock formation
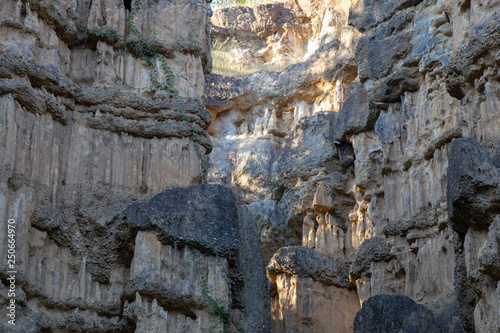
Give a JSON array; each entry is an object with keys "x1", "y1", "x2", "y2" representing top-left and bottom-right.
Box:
[
  {"x1": 0, "y1": 0, "x2": 268, "y2": 332},
  {"x1": 2, "y1": 0, "x2": 500, "y2": 331},
  {"x1": 267, "y1": 246, "x2": 359, "y2": 333},
  {"x1": 206, "y1": 0, "x2": 500, "y2": 332}
]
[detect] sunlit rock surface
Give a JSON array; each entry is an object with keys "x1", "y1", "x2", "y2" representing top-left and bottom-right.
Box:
[{"x1": 206, "y1": 0, "x2": 500, "y2": 332}]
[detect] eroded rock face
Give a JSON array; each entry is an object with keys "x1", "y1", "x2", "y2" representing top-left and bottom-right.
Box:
[
  {"x1": 267, "y1": 247, "x2": 359, "y2": 333},
  {"x1": 211, "y1": 0, "x2": 353, "y2": 68},
  {"x1": 2, "y1": 0, "x2": 500, "y2": 331},
  {"x1": 448, "y1": 138, "x2": 500, "y2": 333},
  {"x1": 206, "y1": 0, "x2": 500, "y2": 332},
  {"x1": 206, "y1": 13, "x2": 360, "y2": 264},
  {"x1": 0, "y1": 183, "x2": 271, "y2": 332},
  {"x1": 0, "y1": 0, "x2": 270, "y2": 332}
]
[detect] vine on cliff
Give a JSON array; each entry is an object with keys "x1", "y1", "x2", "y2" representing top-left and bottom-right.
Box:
[
  {"x1": 187, "y1": 242, "x2": 231, "y2": 333},
  {"x1": 50, "y1": 0, "x2": 229, "y2": 329},
  {"x1": 50, "y1": 0, "x2": 208, "y2": 182},
  {"x1": 175, "y1": 218, "x2": 232, "y2": 333}
]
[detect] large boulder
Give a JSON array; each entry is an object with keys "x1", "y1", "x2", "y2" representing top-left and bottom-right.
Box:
[{"x1": 354, "y1": 294, "x2": 440, "y2": 333}]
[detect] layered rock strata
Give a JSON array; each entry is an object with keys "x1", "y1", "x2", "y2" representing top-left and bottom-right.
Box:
[{"x1": 0, "y1": 0, "x2": 271, "y2": 332}]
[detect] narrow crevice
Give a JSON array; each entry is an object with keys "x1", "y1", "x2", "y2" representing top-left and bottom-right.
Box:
[{"x1": 123, "y1": 0, "x2": 132, "y2": 11}]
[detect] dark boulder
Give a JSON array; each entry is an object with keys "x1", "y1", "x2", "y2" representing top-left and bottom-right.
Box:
[
  {"x1": 447, "y1": 137, "x2": 500, "y2": 235},
  {"x1": 354, "y1": 294, "x2": 440, "y2": 333}
]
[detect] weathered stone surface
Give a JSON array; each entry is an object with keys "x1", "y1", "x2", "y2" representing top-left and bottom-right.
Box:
[
  {"x1": 119, "y1": 184, "x2": 240, "y2": 259},
  {"x1": 118, "y1": 185, "x2": 272, "y2": 333},
  {"x1": 234, "y1": 204, "x2": 273, "y2": 333},
  {"x1": 447, "y1": 137, "x2": 500, "y2": 235},
  {"x1": 312, "y1": 183, "x2": 335, "y2": 213},
  {"x1": 0, "y1": 48, "x2": 213, "y2": 150},
  {"x1": 206, "y1": 25, "x2": 359, "y2": 279},
  {"x1": 211, "y1": 0, "x2": 354, "y2": 69},
  {"x1": 349, "y1": 0, "x2": 424, "y2": 32},
  {"x1": 354, "y1": 294, "x2": 440, "y2": 333},
  {"x1": 272, "y1": 275, "x2": 360, "y2": 333},
  {"x1": 445, "y1": 15, "x2": 500, "y2": 100},
  {"x1": 211, "y1": 3, "x2": 294, "y2": 40},
  {"x1": 335, "y1": 140, "x2": 356, "y2": 169},
  {"x1": 268, "y1": 247, "x2": 359, "y2": 333},
  {"x1": 434, "y1": 299, "x2": 467, "y2": 333},
  {"x1": 3, "y1": 0, "x2": 500, "y2": 331},
  {"x1": 206, "y1": 1, "x2": 483, "y2": 331},
  {"x1": 204, "y1": 73, "x2": 249, "y2": 112},
  {"x1": 355, "y1": 11, "x2": 423, "y2": 103},
  {"x1": 333, "y1": 81, "x2": 379, "y2": 139},
  {"x1": 0, "y1": 183, "x2": 271, "y2": 332},
  {"x1": 122, "y1": 230, "x2": 230, "y2": 332},
  {"x1": 349, "y1": 237, "x2": 393, "y2": 281},
  {"x1": 267, "y1": 246, "x2": 353, "y2": 289},
  {"x1": 205, "y1": 0, "x2": 500, "y2": 331},
  {"x1": 0, "y1": 0, "x2": 274, "y2": 331}
]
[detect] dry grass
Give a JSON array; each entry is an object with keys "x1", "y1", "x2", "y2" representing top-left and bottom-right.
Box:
[
  {"x1": 212, "y1": 37, "x2": 243, "y2": 52},
  {"x1": 212, "y1": 0, "x2": 280, "y2": 9},
  {"x1": 327, "y1": 0, "x2": 352, "y2": 24},
  {"x1": 212, "y1": 51, "x2": 300, "y2": 76},
  {"x1": 211, "y1": 37, "x2": 302, "y2": 76}
]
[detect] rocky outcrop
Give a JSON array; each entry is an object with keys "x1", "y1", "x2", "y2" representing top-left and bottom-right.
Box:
[
  {"x1": 211, "y1": 0, "x2": 351, "y2": 67},
  {"x1": 205, "y1": 13, "x2": 360, "y2": 259},
  {"x1": 267, "y1": 246, "x2": 353, "y2": 289},
  {"x1": 0, "y1": 182, "x2": 271, "y2": 332},
  {"x1": 267, "y1": 247, "x2": 359, "y2": 333},
  {"x1": 116, "y1": 184, "x2": 271, "y2": 333},
  {"x1": 2, "y1": 0, "x2": 500, "y2": 331},
  {"x1": 447, "y1": 137, "x2": 500, "y2": 235},
  {"x1": 349, "y1": 237, "x2": 393, "y2": 281},
  {"x1": 447, "y1": 137, "x2": 500, "y2": 333}
]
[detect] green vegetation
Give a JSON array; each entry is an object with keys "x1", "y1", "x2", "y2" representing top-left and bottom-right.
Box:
[
  {"x1": 50, "y1": 0, "x2": 208, "y2": 182},
  {"x1": 188, "y1": 242, "x2": 230, "y2": 332}
]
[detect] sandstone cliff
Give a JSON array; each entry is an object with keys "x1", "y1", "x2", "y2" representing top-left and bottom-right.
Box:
[
  {"x1": 0, "y1": 0, "x2": 269, "y2": 332},
  {"x1": 1, "y1": 0, "x2": 500, "y2": 332},
  {"x1": 206, "y1": 0, "x2": 500, "y2": 332}
]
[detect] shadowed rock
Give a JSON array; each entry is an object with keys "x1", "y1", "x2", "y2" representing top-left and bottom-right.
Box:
[
  {"x1": 267, "y1": 246, "x2": 353, "y2": 289},
  {"x1": 119, "y1": 184, "x2": 240, "y2": 259},
  {"x1": 349, "y1": 0, "x2": 424, "y2": 32},
  {"x1": 354, "y1": 294, "x2": 440, "y2": 333},
  {"x1": 445, "y1": 16, "x2": 500, "y2": 100},
  {"x1": 333, "y1": 81, "x2": 379, "y2": 139},
  {"x1": 335, "y1": 140, "x2": 356, "y2": 169},
  {"x1": 447, "y1": 137, "x2": 500, "y2": 235}
]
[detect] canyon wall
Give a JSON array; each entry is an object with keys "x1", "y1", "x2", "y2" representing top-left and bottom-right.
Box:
[
  {"x1": 0, "y1": 0, "x2": 269, "y2": 332},
  {"x1": 207, "y1": 0, "x2": 500, "y2": 332},
  {"x1": 1, "y1": 0, "x2": 499, "y2": 332}
]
